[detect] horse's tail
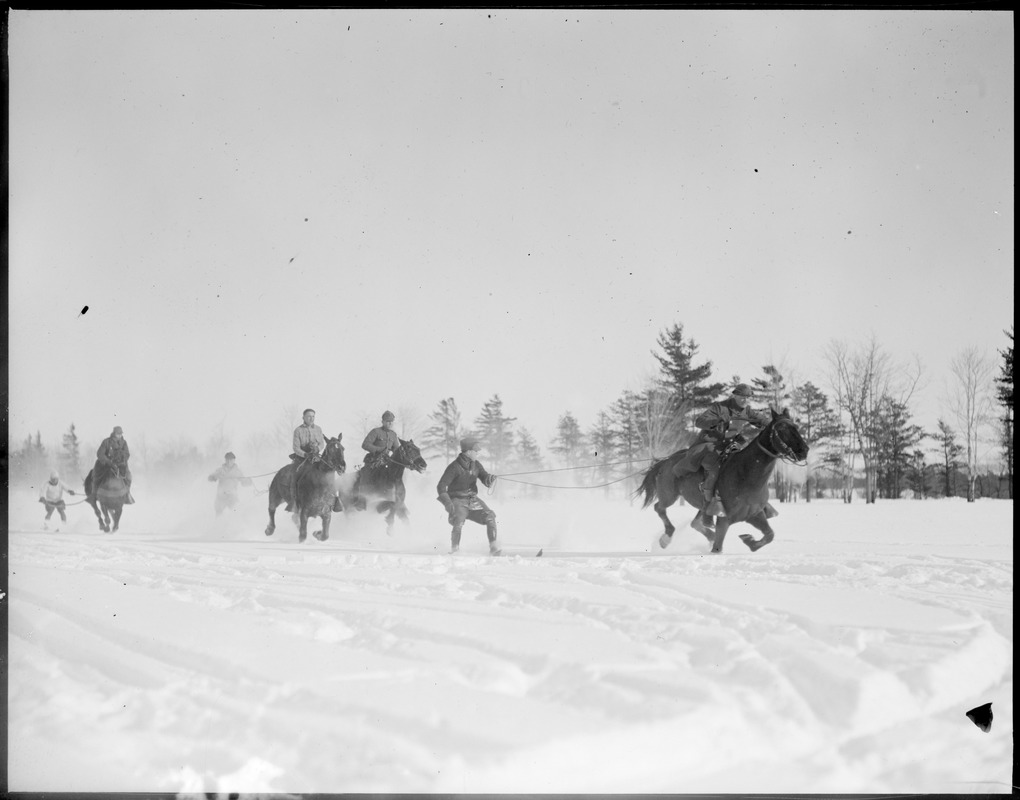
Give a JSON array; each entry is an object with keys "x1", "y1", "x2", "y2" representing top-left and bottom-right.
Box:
[{"x1": 635, "y1": 459, "x2": 669, "y2": 509}]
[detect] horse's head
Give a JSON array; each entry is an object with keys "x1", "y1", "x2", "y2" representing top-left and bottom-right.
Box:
[
  {"x1": 397, "y1": 439, "x2": 428, "y2": 473},
  {"x1": 323, "y1": 434, "x2": 347, "y2": 474},
  {"x1": 765, "y1": 408, "x2": 809, "y2": 463}
]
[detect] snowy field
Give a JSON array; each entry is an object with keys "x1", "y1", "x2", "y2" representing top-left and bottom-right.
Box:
[{"x1": 7, "y1": 476, "x2": 1013, "y2": 794}]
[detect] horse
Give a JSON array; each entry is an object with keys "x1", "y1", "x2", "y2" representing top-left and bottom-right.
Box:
[
  {"x1": 84, "y1": 468, "x2": 129, "y2": 532},
  {"x1": 265, "y1": 435, "x2": 346, "y2": 543},
  {"x1": 343, "y1": 439, "x2": 427, "y2": 535},
  {"x1": 637, "y1": 408, "x2": 809, "y2": 553}
]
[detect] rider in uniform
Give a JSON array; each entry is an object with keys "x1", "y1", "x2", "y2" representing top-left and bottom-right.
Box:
[
  {"x1": 362, "y1": 410, "x2": 401, "y2": 467},
  {"x1": 91, "y1": 426, "x2": 135, "y2": 504},
  {"x1": 673, "y1": 384, "x2": 769, "y2": 534}
]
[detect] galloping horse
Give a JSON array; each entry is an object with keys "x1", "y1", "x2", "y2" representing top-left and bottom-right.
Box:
[
  {"x1": 343, "y1": 439, "x2": 427, "y2": 535},
  {"x1": 637, "y1": 408, "x2": 809, "y2": 553},
  {"x1": 84, "y1": 468, "x2": 129, "y2": 533},
  {"x1": 265, "y1": 435, "x2": 346, "y2": 543}
]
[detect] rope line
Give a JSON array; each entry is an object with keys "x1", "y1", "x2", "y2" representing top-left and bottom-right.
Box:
[
  {"x1": 230, "y1": 469, "x2": 280, "y2": 480},
  {"x1": 497, "y1": 458, "x2": 655, "y2": 478},
  {"x1": 497, "y1": 469, "x2": 648, "y2": 490}
]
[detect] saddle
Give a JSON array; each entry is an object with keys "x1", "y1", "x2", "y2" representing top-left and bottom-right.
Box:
[{"x1": 362, "y1": 451, "x2": 393, "y2": 471}]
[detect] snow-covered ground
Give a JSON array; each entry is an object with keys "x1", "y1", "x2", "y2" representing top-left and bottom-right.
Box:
[{"x1": 7, "y1": 475, "x2": 1013, "y2": 794}]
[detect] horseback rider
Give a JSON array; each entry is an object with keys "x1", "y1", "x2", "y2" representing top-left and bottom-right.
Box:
[
  {"x1": 289, "y1": 409, "x2": 343, "y2": 513},
  {"x1": 436, "y1": 437, "x2": 501, "y2": 556},
  {"x1": 91, "y1": 426, "x2": 135, "y2": 504},
  {"x1": 673, "y1": 383, "x2": 769, "y2": 525},
  {"x1": 208, "y1": 451, "x2": 253, "y2": 515},
  {"x1": 362, "y1": 410, "x2": 401, "y2": 467}
]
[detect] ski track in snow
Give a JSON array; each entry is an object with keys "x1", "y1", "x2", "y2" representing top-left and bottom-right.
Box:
[{"x1": 7, "y1": 493, "x2": 1013, "y2": 794}]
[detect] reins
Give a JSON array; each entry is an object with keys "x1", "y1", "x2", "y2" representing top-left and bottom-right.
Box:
[{"x1": 382, "y1": 452, "x2": 418, "y2": 470}]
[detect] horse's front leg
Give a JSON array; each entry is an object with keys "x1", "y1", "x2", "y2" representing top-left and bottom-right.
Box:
[
  {"x1": 738, "y1": 512, "x2": 775, "y2": 552},
  {"x1": 395, "y1": 481, "x2": 409, "y2": 522},
  {"x1": 111, "y1": 505, "x2": 122, "y2": 533},
  {"x1": 313, "y1": 509, "x2": 330, "y2": 542},
  {"x1": 298, "y1": 508, "x2": 309, "y2": 543},
  {"x1": 710, "y1": 517, "x2": 733, "y2": 553},
  {"x1": 88, "y1": 499, "x2": 108, "y2": 532}
]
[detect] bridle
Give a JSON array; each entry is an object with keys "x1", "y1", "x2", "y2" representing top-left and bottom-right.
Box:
[
  {"x1": 755, "y1": 419, "x2": 806, "y2": 465},
  {"x1": 318, "y1": 442, "x2": 347, "y2": 474},
  {"x1": 382, "y1": 446, "x2": 423, "y2": 471}
]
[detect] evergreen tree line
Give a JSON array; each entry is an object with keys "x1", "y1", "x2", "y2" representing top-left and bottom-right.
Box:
[
  {"x1": 9, "y1": 326, "x2": 1013, "y2": 503},
  {"x1": 416, "y1": 324, "x2": 1014, "y2": 503}
]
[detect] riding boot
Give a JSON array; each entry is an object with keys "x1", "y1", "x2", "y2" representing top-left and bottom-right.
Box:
[
  {"x1": 700, "y1": 475, "x2": 723, "y2": 517},
  {"x1": 125, "y1": 478, "x2": 135, "y2": 504},
  {"x1": 332, "y1": 493, "x2": 343, "y2": 513}
]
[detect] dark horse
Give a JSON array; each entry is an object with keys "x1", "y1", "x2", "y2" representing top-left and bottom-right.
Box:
[
  {"x1": 84, "y1": 468, "x2": 129, "y2": 532},
  {"x1": 265, "y1": 435, "x2": 347, "y2": 543},
  {"x1": 637, "y1": 408, "x2": 809, "y2": 553},
  {"x1": 343, "y1": 439, "x2": 427, "y2": 534}
]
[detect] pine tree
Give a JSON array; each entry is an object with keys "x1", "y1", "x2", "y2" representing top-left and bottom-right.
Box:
[
  {"x1": 10, "y1": 431, "x2": 49, "y2": 487},
  {"x1": 473, "y1": 395, "x2": 516, "y2": 473},
  {"x1": 752, "y1": 365, "x2": 791, "y2": 412},
  {"x1": 934, "y1": 419, "x2": 964, "y2": 498},
  {"x1": 753, "y1": 365, "x2": 794, "y2": 499},
  {"x1": 791, "y1": 382, "x2": 843, "y2": 502},
  {"x1": 422, "y1": 397, "x2": 463, "y2": 463},
  {"x1": 61, "y1": 423, "x2": 82, "y2": 479},
  {"x1": 871, "y1": 397, "x2": 927, "y2": 499},
  {"x1": 513, "y1": 427, "x2": 544, "y2": 472},
  {"x1": 551, "y1": 412, "x2": 586, "y2": 468},
  {"x1": 652, "y1": 323, "x2": 725, "y2": 432},
  {"x1": 907, "y1": 449, "x2": 931, "y2": 499},
  {"x1": 510, "y1": 427, "x2": 545, "y2": 499},
  {"x1": 587, "y1": 411, "x2": 618, "y2": 495},
  {"x1": 610, "y1": 390, "x2": 644, "y2": 472}
]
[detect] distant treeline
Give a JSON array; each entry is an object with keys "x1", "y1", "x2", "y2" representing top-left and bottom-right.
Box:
[{"x1": 10, "y1": 325, "x2": 1014, "y2": 503}]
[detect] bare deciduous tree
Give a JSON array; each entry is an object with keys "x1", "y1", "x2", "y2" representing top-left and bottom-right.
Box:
[
  {"x1": 824, "y1": 336, "x2": 923, "y2": 503},
  {"x1": 946, "y1": 346, "x2": 995, "y2": 502}
]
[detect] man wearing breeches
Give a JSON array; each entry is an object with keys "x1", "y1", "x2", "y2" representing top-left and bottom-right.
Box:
[{"x1": 436, "y1": 437, "x2": 501, "y2": 556}]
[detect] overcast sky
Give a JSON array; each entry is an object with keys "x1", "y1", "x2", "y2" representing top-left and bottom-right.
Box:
[{"x1": 8, "y1": 9, "x2": 1014, "y2": 458}]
